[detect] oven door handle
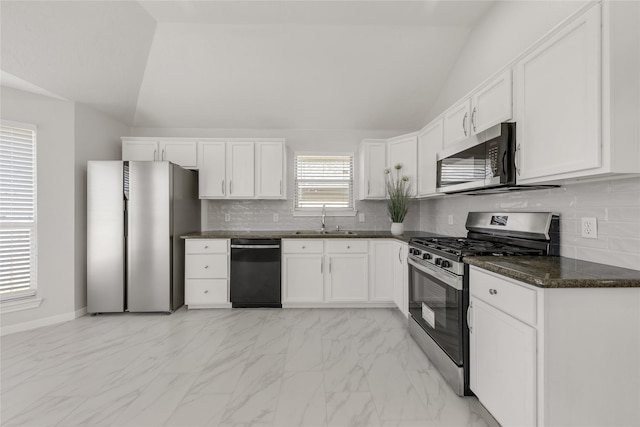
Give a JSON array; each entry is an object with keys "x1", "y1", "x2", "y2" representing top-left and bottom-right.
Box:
[{"x1": 408, "y1": 258, "x2": 463, "y2": 291}]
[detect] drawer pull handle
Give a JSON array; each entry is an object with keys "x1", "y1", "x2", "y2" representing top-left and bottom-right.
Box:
[
  {"x1": 489, "y1": 289, "x2": 497, "y2": 295},
  {"x1": 204, "y1": 290, "x2": 209, "y2": 294}
]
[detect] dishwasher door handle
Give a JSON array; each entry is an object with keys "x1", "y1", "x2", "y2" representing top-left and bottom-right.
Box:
[{"x1": 230, "y1": 244, "x2": 280, "y2": 249}]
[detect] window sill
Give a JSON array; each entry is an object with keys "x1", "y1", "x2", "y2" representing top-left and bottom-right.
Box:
[
  {"x1": 1, "y1": 292, "x2": 42, "y2": 314},
  {"x1": 292, "y1": 209, "x2": 358, "y2": 217}
]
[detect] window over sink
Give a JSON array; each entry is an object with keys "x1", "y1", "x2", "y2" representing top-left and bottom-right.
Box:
[{"x1": 294, "y1": 153, "x2": 355, "y2": 214}]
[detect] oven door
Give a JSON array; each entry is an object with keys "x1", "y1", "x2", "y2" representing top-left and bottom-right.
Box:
[{"x1": 408, "y1": 258, "x2": 464, "y2": 365}]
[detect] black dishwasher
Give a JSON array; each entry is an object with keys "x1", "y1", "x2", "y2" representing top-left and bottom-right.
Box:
[{"x1": 230, "y1": 238, "x2": 281, "y2": 308}]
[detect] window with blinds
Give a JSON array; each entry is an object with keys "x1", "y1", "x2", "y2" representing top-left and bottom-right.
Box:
[
  {"x1": 0, "y1": 122, "x2": 37, "y2": 298},
  {"x1": 295, "y1": 154, "x2": 354, "y2": 209}
]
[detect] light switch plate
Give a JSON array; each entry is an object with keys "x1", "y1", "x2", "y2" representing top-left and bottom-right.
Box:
[
  {"x1": 273, "y1": 213, "x2": 279, "y2": 222},
  {"x1": 359, "y1": 213, "x2": 365, "y2": 222},
  {"x1": 224, "y1": 213, "x2": 230, "y2": 222}
]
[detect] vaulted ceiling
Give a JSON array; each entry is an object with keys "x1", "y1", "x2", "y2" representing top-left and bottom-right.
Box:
[{"x1": 1, "y1": 1, "x2": 494, "y2": 131}]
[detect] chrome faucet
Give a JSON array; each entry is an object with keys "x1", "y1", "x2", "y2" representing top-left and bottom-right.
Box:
[{"x1": 320, "y1": 204, "x2": 326, "y2": 232}]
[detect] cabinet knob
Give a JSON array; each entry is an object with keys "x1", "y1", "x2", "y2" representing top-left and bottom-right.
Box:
[
  {"x1": 204, "y1": 290, "x2": 209, "y2": 294},
  {"x1": 204, "y1": 265, "x2": 209, "y2": 269},
  {"x1": 347, "y1": 245, "x2": 351, "y2": 249},
  {"x1": 489, "y1": 288, "x2": 497, "y2": 295},
  {"x1": 204, "y1": 245, "x2": 209, "y2": 249},
  {"x1": 302, "y1": 245, "x2": 306, "y2": 249}
]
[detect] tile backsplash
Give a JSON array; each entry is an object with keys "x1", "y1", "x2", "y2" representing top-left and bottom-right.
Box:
[
  {"x1": 419, "y1": 177, "x2": 640, "y2": 270},
  {"x1": 204, "y1": 199, "x2": 421, "y2": 232}
]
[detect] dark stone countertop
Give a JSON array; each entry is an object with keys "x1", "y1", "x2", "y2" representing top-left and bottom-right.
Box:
[
  {"x1": 180, "y1": 230, "x2": 446, "y2": 244},
  {"x1": 464, "y1": 256, "x2": 640, "y2": 288}
]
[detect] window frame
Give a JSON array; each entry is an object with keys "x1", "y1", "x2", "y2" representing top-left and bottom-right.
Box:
[
  {"x1": 292, "y1": 151, "x2": 357, "y2": 217},
  {"x1": 0, "y1": 120, "x2": 38, "y2": 302}
]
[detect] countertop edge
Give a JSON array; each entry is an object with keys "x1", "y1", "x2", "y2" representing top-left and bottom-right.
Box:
[{"x1": 464, "y1": 256, "x2": 640, "y2": 289}]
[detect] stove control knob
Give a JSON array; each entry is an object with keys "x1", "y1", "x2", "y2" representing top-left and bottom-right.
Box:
[
  {"x1": 409, "y1": 248, "x2": 417, "y2": 255},
  {"x1": 441, "y1": 260, "x2": 452, "y2": 268},
  {"x1": 422, "y1": 253, "x2": 432, "y2": 260},
  {"x1": 435, "y1": 258, "x2": 442, "y2": 266}
]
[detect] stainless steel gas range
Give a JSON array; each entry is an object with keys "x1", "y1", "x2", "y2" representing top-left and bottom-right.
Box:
[{"x1": 407, "y1": 212, "x2": 560, "y2": 396}]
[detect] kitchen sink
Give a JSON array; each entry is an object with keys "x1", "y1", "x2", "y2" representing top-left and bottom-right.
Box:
[{"x1": 294, "y1": 230, "x2": 357, "y2": 235}]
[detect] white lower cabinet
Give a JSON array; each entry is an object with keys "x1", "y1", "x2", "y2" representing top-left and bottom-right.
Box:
[
  {"x1": 184, "y1": 239, "x2": 229, "y2": 308},
  {"x1": 326, "y1": 240, "x2": 368, "y2": 302},
  {"x1": 469, "y1": 266, "x2": 640, "y2": 427},
  {"x1": 470, "y1": 297, "x2": 536, "y2": 427},
  {"x1": 392, "y1": 240, "x2": 408, "y2": 317},
  {"x1": 282, "y1": 239, "x2": 399, "y2": 307}
]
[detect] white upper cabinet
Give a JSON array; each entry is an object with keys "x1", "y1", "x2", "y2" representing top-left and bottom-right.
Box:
[
  {"x1": 387, "y1": 134, "x2": 418, "y2": 197},
  {"x1": 471, "y1": 70, "x2": 512, "y2": 134},
  {"x1": 255, "y1": 140, "x2": 285, "y2": 199},
  {"x1": 514, "y1": 1, "x2": 640, "y2": 183},
  {"x1": 417, "y1": 118, "x2": 443, "y2": 198},
  {"x1": 515, "y1": 4, "x2": 601, "y2": 182},
  {"x1": 122, "y1": 138, "x2": 197, "y2": 169},
  {"x1": 122, "y1": 139, "x2": 158, "y2": 161},
  {"x1": 443, "y1": 98, "x2": 472, "y2": 147},
  {"x1": 159, "y1": 140, "x2": 197, "y2": 168},
  {"x1": 197, "y1": 138, "x2": 286, "y2": 200},
  {"x1": 226, "y1": 141, "x2": 255, "y2": 198},
  {"x1": 443, "y1": 70, "x2": 512, "y2": 148},
  {"x1": 198, "y1": 140, "x2": 226, "y2": 198},
  {"x1": 358, "y1": 140, "x2": 387, "y2": 200}
]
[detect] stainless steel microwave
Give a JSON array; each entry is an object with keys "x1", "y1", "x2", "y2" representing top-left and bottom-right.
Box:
[{"x1": 436, "y1": 122, "x2": 557, "y2": 195}]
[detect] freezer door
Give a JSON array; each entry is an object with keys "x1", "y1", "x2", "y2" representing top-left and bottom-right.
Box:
[
  {"x1": 87, "y1": 161, "x2": 125, "y2": 313},
  {"x1": 127, "y1": 161, "x2": 172, "y2": 312}
]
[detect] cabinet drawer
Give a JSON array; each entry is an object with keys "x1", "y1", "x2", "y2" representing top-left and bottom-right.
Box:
[
  {"x1": 282, "y1": 239, "x2": 324, "y2": 254},
  {"x1": 186, "y1": 239, "x2": 228, "y2": 254},
  {"x1": 185, "y1": 254, "x2": 228, "y2": 278},
  {"x1": 186, "y1": 279, "x2": 228, "y2": 304},
  {"x1": 325, "y1": 239, "x2": 368, "y2": 253},
  {"x1": 470, "y1": 267, "x2": 537, "y2": 325}
]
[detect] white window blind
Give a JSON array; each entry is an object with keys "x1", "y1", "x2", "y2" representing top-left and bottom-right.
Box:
[
  {"x1": 0, "y1": 123, "x2": 37, "y2": 297},
  {"x1": 295, "y1": 154, "x2": 354, "y2": 209}
]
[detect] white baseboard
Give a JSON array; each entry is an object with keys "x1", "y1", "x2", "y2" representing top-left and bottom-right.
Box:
[
  {"x1": 282, "y1": 302, "x2": 396, "y2": 309},
  {"x1": 1, "y1": 306, "x2": 87, "y2": 336}
]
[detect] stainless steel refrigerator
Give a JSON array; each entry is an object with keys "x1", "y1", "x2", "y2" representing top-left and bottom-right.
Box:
[{"x1": 87, "y1": 161, "x2": 200, "y2": 313}]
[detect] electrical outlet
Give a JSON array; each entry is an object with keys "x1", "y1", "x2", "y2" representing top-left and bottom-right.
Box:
[
  {"x1": 448, "y1": 214, "x2": 454, "y2": 225},
  {"x1": 273, "y1": 213, "x2": 279, "y2": 222},
  {"x1": 224, "y1": 213, "x2": 230, "y2": 222},
  {"x1": 359, "y1": 213, "x2": 365, "y2": 222},
  {"x1": 581, "y1": 217, "x2": 597, "y2": 239}
]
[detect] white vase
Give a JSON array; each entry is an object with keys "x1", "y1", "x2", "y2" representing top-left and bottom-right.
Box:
[{"x1": 390, "y1": 222, "x2": 404, "y2": 236}]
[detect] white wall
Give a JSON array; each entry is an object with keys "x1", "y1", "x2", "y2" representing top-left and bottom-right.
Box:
[
  {"x1": 74, "y1": 104, "x2": 129, "y2": 311},
  {"x1": 1, "y1": 87, "x2": 77, "y2": 328},
  {"x1": 426, "y1": 0, "x2": 589, "y2": 122},
  {"x1": 132, "y1": 127, "x2": 421, "y2": 232}
]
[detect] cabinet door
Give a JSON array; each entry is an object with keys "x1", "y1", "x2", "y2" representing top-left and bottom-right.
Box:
[
  {"x1": 360, "y1": 142, "x2": 387, "y2": 199},
  {"x1": 392, "y1": 242, "x2": 408, "y2": 316},
  {"x1": 255, "y1": 141, "x2": 284, "y2": 198},
  {"x1": 326, "y1": 254, "x2": 368, "y2": 302},
  {"x1": 198, "y1": 141, "x2": 226, "y2": 198},
  {"x1": 227, "y1": 142, "x2": 255, "y2": 198},
  {"x1": 515, "y1": 4, "x2": 601, "y2": 182},
  {"x1": 160, "y1": 141, "x2": 198, "y2": 169},
  {"x1": 417, "y1": 119, "x2": 443, "y2": 197},
  {"x1": 122, "y1": 140, "x2": 158, "y2": 161},
  {"x1": 282, "y1": 255, "x2": 324, "y2": 303},
  {"x1": 387, "y1": 136, "x2": 418, "y2": 197},
  {"x1": 471, "y1": 70, "x2": 512, "y2": 134},
  {"x1": 469, "y1": 297, "x2": 536, "y2": 427},
  {"x1": 369, "y1": 240, "x2": 394, "y2": 302},
  {"x1": 443, "y1": 98, "x2": 471, "y2": 147}
]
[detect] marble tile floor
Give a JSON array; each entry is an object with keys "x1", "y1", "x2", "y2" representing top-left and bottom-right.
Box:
[{"x1": 1, "y1": 308, "x2": 491, "y2": 427}]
